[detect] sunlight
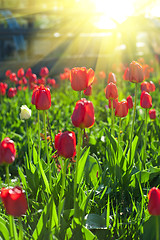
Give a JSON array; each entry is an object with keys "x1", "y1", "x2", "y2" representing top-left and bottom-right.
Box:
[{"x1": 91, "y1": 0, "x2": 135, "y2": 29}]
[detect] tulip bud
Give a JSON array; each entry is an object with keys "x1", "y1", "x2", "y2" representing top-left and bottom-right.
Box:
[
  {"x1": 84, "y1": 84, "x2": 92, "y2": 96},
  {"x1": 105, "y1": 82, "x2": 118, "y2": 100},
  {"x1": 55, "y1": 131, "x2": 76, "y2": 158},
  {"x1": 123, "y1": 67, "x2": 129, "y2": 81},
  {"x1": 8, "y1": 88, "x2": 17, "y2": 98},
  {"x1": 148, "y1": 187, "x2": 160, "y2": 216},
  {"x1": 17, "y1": 68, "x2": 24, "y2": 79},
  {"x1": 115, "y1": 100, "x2": 128, "y2": 118},
  {"x1": 149, "y1": 109, "x2": 156, "y2": 120},
  {"x1": 71, "y1": 98, "x2": 95, "y2": 129},
  {"x1": 0, "y1": 137, "x2": 16, "y2": 165},
  {"x1": 148, "y1": 81, "x2": 155, "y2": 92},
  {"x1": 0, "y1": 186, "x2": 28, "y2": 217},
  {"x1": 129, "y1": 61, "x2": 144, "y2": 83},
  {"x1": 126, "y1": 95, "x2": 133, "y2": 109},
  {"x1": 141, "y1": 81, "x2": 149, "y2": 92},
  {"x1": 70, "y1": 67, "x2": 95, "y2": 91},
  {"x1": 40, "y1": 67, "x2": 49, "y2": 78},
  {"x1": 20, "y1": 105, "x2": 31, "y2": 120},
  {"x1": 109, "y1": 98, "x2": 119, "y2": 109},
  {"x1": 108, "y1": 72, "x2": 117, "y2": 84},
  {"x1": 140, "y1": 91, "x2": 152, "y2": 109}
]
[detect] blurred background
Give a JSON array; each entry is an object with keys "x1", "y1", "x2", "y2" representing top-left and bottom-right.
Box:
[{"x1": 0, "y1": 0, "x2": 160, "y2": 77}]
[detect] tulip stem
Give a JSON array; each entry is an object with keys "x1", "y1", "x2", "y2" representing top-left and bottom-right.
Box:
[
  {"x1": 58, "y1": 158, "x2": 67, "y2": 226},
  {"x1": 18, "y1": 217, "x2": 23, "y2": 240},
  {"x1": 26, "y1": 120, "x2": 31, "y2": 162},
  {"x1": 38, "y1": 111, "x2": 41, "y2": 161},
  {"x1": 117, "y1": 118, "x2": 122, "y2": 164},
  {"x1": 111, "y1": 99, "x2": 114, "y2": 136},
  {"x1": 5, "y1": 165, "x2": 14, "y2": 240},
  {"x1": 129, "y1": 83, "x2": 138, "y2": 164},
  {"x1": 43, "y1": 110, "x2": 52, "y2": 187},
  {"x1": 74, "y1": 128, "x2": 83, "y2": 221},
  {"x1": 143, "y1": 108, "x2": 148, "y2": 169},
  {"x1": 156, "y1": 216, "x2": 159, "y2": 240},
  {"x1": 5, "y1": 165, "x2": 10, "y2": 186}
]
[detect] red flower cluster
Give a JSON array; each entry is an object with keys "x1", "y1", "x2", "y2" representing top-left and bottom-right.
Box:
[
  {"x1": 0, "y1": 186, "x2": 28, "y2": 217},
  {"x1": 0, "y1": 137, "x2": 16, "y2": 165},
  {"x1": 141, "y1": 81, "x2": 155, "y2": 93}
]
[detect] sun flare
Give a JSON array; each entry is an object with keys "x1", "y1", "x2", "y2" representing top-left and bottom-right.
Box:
[{"x1": 91, "y1": 0, "x2": 135, "y2": 29}]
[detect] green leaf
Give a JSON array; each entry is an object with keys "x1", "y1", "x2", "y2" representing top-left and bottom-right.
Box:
[
  {"x1": 32, "y1": 196, "x2": 57, "y2": 239},
  {"x1": 18, "y1": 167, "x2": 27, "y2": 189},
  {"x1": 77, "y1": 148, "x2": 90, "y2": 185},
  {"x1": 127, "y1": 135, "x2": 138, "y2": 169},
  {"x1": 0, "y1": 217, "x2": 9, "y2": 240},
  {"x1": 84, "y1": 155, "x2": 101, "y2": 188},
  {"x1": 130, "y1": 170, "x2": 150, "y2": 187},
  {"x1": 33, "y1": 146, "x2": 38, "y2": 165},
  {"x1": 82, "y1": 226, "x2": 97, "y2": 240},
  {"x1": 143, "y1": 216, "x2": 160, "y2": 240},
  {"x1": 38, "y1": 157, "x2": 51, "y2": 195}
]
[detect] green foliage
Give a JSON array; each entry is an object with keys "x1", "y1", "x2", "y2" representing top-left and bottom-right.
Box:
[{"x1": 0, "y1": 73, "x2": 159, "y2": 240}]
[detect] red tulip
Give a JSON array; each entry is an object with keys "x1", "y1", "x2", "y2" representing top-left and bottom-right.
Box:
[
  {"x1": 55, "y1": 131, "x2": 76, "y2": 158},
  {"x1": 9, "y1": 73, "x2": 18, "y2": 84},
  {"x1": 108, "y1": 72, "x2": 116, "y2": 84},
  {"x1": 126, "y1": 95, "x2": 133, "y2": 109},
  {"x1": 140, "y1": 91, "x2": 152, "y2": 109},
  {"x1": 71, "y1": 98, "x2": 95, "y2": 128},
  {"x1": 40, "y1": 67, "x2": 49, "y2": 78},
  {"x1": 149, "y1": 109, "x2": 156, "y2": 119},
  {"x1": 25, "y1": 68, "x2": 32, "y2": 78},
  {"x1": 115, "y1": 100, "x2": 128, "y2": 118},
  {"x1": 148, "y1": 187, "x2": 160, "y2": 215},
  {"x1": 84, "y1": 84, "x2": 92, "y2": 96},
  {"x1": 8, "y1": 88, "x2": 17, "y2": 98},
  {"x1": 123, "y1": 67, "x2": 129, "y2": 81},
  {"x1": 5, "y1": 70, "x2": 12, "y2": 78},
  {"x1": 105, "y1": 82, "x2": 118, "y2": 100},
  {"x1": 0, "y1": 186, "x2": 28, "y2": 217},
  {"x1": 17, "y1": 68, "x2": 24, "y2": 79},
  {"x1": 148, "y1": 81, "x2": 155, "y2": 92},
  {"x1": 70, "y1": 67, "x2": 95, "y2": 91},
  {"x1": 99, "y1": 71, "x2": 106, "y2": 79},
  {"x1": 0, "y1": 137, "x2": 16, "y2": 165},
  {"x1": 22, "y1": 77, "x2": 27, "y2": 85},
  {"x1": 143, "y1": 64, "x2": 150, "y2": 80},
  {"x1": 129, "y1": 61, "x2": 144, "y2": 83},
  {"x1": 141, "y1": 81, "x2": 149, "y2": 92},
  {"x1": 0, "y1": 83, "x2": 7, "y2": 96},
  {"x1": 31, "y1": 85, "x2": 51, "y2": 110},
  {"x1": 109, "y1": 98, "x2": 119, "y2": 109}
]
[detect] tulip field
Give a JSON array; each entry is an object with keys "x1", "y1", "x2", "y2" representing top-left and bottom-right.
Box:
[{"x1": 0, "y1": 60, "x2": 160, "y2": 240}]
